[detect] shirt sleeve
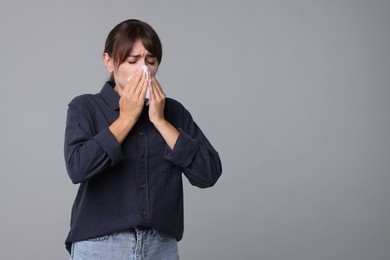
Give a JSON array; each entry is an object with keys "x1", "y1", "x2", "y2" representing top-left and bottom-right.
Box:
[
  {"x1": 64, "y1": 97, "x2": 122, "y2": 184},
  {"x1": 164, "y1": 105, "x2": 222, "y2": 188}
]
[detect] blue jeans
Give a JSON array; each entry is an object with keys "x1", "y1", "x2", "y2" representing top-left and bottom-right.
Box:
[{"x1": 70, "y1": 229, "x2": 179, "y2": 260}]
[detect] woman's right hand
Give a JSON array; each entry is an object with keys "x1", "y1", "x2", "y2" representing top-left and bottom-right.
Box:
[
  {"x1": 117, "y1": 69, "x2": 148, "y2": 122},
  {"x1": 109, "y1": 69, "x2": 148, "y2": 143}
]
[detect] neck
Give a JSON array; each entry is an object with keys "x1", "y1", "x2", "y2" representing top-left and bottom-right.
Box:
[{"x1": 114, "y1": 85, "x2": 119, "y2": 95}]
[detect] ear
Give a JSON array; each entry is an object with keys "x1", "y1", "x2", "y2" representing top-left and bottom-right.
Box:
[{"x1": 103, "y1": 53, "x2": 114, "y2": 73}]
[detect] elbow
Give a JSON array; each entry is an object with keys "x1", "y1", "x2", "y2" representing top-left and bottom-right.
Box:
[
  {"x1": 65, "y1": 155, "x2": 108, "y2": 184},
  {"x1": 64, "y1": 147, "x2": 95, "y2": 184},
  {"x1": 65, "y1": 148, "x2": 84, "y2": 184},
  {"x1": 65, "y1": 154, "x2": 89, "y2": 184},
  {"x1": 66, "y1": 164, "x2": 85, "y2": 184},
  {"x1": 199, "y1": 177, "x2": 219, "y2": 189},
  {"x1": 189, "y1": 164, "x2": 222, "y2": 189},
  {"x1": 206, "y1": 167, "x2": 222, "y2": 188},
  {"x1": 197, "y1": 156, "x2": 223, "y2": 188},
  {"x1": 206, "y1": 157, "x2": 222, "y2": 188},
  {"x1": 69, "y1": 174, "x2": 83, "y2": 185},
  {"x1": 193, "y1": 173, "x2": 221, "y2": 189}
]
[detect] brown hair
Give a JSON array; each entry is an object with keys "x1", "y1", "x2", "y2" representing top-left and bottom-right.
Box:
[{"x1": 103, "y1": 19, "x2": 163, "y2": 82}]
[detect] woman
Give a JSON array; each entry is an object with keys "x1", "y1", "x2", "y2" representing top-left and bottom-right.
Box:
[{"x1": 64, "y1": 19, "x2": 222, "y2": 259}]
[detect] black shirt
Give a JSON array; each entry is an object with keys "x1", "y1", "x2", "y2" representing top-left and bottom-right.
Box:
[{"x1": 64, "y1": 81, "x2": 222, "y2": 253}]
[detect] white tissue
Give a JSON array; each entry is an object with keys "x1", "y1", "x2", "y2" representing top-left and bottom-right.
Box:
[
  {"x1": 126, "y1": 65, "x2": 151, "y2": 105},
  {"x1": 141, "y1": 65, "x2": 151, "y2": 105}
]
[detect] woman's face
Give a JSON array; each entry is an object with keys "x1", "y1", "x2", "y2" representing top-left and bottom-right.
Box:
[{"x1": 105, "y1": 39, "x2": 158, "y2": 90}]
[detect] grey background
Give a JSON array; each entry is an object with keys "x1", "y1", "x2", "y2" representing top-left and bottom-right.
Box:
[{"x1": 1, "y1": 0, "x2": 389, "y2": 259}]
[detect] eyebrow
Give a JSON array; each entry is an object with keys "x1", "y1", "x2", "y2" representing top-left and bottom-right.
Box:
[{"x1": 128, "y1": 53, "x2": 156, "y2": 58}]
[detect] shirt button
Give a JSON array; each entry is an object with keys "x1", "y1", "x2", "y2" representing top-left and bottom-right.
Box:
[
  {"x1": 142, "y1": 209, "x2": 148, "y2": 216},
  {"x1": 139, "y1": 131, "x2": 144, "y2": 136},
  {"x1": 140, "y1": 156, "x2": 145, "y2": 163},
  {"x1": 140, "y1": 183, "x2": 146, "y2": 189}
]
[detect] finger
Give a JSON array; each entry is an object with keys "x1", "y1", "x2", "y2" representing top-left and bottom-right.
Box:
[
  {"x1": 149, "y1": 79, "x2": 158, "y2": 101},
  {"x1": 154, "y1": 77, "x2": 165, "y2": 96},
  {"x1": 138, "y1": 76, "x2": 148, "y2": 100},
  {"x1": 133, "y1": 73, "x2": 148, "y2": 99},
  {"x1": 149, "y1": 80, "x2": 156, "y2": 102},
  {"x1": 124, "y1": 69, "x2": 143, "y2": 95},
  {"x1": 152, "y1": 78, "x2": 165, "y2": 98}
]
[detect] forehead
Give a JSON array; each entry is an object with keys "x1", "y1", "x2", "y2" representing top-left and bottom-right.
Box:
[{"x1": 129, "y1": 39, "x2": 150, "y2": 54}]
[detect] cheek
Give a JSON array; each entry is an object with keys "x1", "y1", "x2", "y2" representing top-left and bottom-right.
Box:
[
  {"x1": 116, "y1": 64, "x2": 138, "y2": 80},
  {"x1": 150, "y1": 66, "x2": 158, "y2": 77},
  {"x1": 128, "y1": 68, "x2": 139, "y2": 77}
]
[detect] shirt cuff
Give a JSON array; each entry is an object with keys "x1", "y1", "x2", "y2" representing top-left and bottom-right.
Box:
[
  {"x1": 93, "y1": 127, "x2": 122, "y2": 165},
  {"x1": 164, "y1": 129, "x2": 198, "y2": 168}
]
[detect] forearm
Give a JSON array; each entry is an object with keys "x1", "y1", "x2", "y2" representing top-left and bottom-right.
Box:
[
  {"x1": 152, "y1": 119, "x2": 180, "y2": 150},
  {"x1": 182, "y1": 144, "x2": 222, "y2": 188},
  {"x1": 65, "y1": 127, "x2": 122, "y2": 184},
  {"x1": 109, "y1": 116, "x2": 137, "y2": 144},
  {"x1": 164, "y1": 130, "x2": 222, "y2": 188}
]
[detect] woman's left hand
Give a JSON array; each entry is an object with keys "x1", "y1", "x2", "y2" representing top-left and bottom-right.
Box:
[
  {"x1": 148, "y1": 77, "x2": 166, "y2": 125},
  {"x1": 148, "y1": 77, "x2": 180, "y2": 149}
]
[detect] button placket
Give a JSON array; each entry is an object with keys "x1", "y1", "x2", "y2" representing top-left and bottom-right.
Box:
[{"x1": 136, "y1": 120, "x2": 150, "y2": 222}]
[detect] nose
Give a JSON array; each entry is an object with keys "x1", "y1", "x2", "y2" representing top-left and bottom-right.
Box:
[
  {"x1": 139, "y1": 59, "x2": 146, "y2": 67},
  {"x1": 139, "y1": 57, "x2": 150, "y2": 69}
]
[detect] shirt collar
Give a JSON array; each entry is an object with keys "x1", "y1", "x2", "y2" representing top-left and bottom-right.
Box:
[{"x1": 101, "y1": 81, "x2": 120, "y2": 110}]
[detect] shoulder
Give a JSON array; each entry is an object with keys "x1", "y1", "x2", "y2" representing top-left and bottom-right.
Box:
[
  {"x1": 165, "y1": 97, "x2": 186, "y2": 111},
  {"x1": 165, "y1": 97, "x2": 191, "y2": 116},
  {"x1": 68, "y1": 94, "x2": 100, "y2": 114},
  {"x1": 67, "y1": 93, "x2": 101, "y2": 112},
  {"x1": 165, "y1": 97, "x2": 195, "y2": 125}
]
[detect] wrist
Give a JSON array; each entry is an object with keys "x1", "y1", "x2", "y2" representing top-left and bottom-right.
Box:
[
  {"x1": 150, "y1": 117, "x2": 167, "y2": 128},
  {"x1": 117, "y1": 115, "x2": 137, "y2": 129},
  {"x1": 109, "y1": 116, "x2": 137, "y2": 144}
]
